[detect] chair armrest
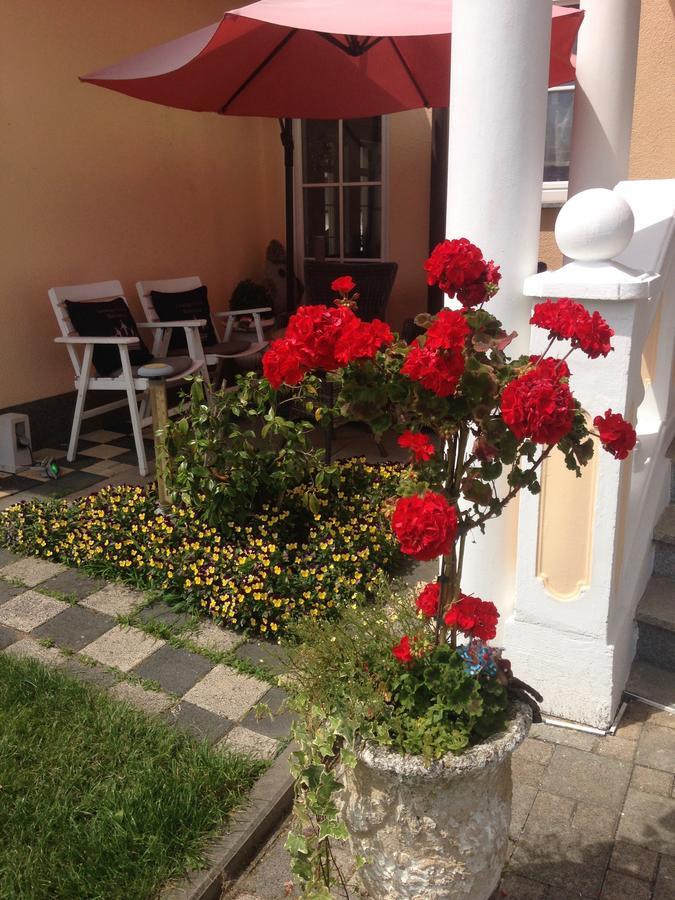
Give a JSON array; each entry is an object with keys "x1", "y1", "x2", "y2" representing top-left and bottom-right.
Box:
[
  {"x1": 215, "y1": 308, "x2": 272, "y2": 317},
  {"x1": 55, "y1": 335, "x2": 139, "y2": 345},
  {"x1": 137, "y1": 320, "x2": 207, "y2": 329}
]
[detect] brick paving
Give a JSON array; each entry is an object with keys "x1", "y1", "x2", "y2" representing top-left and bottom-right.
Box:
[{"x1": 0, "y1": 555, "x2": 292, "y2": 761}]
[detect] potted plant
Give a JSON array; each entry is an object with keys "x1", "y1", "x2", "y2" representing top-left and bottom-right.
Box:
[{"x1": 262, "y1": 251, "x2": 637, "y2": 899}]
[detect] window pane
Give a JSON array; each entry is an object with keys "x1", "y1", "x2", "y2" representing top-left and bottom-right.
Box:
[
  {"x1": 303, "y1": 187, "x2": 340, "y2": 257},
  {"x1": 343, "y1": 117, "x2": 382, "y2": 183},
  {"x1": 343, "y1": 186, "x2": 381, "y2": 258},
  {"x1": 544, "y1": 88, "x2": 574, "y2": 182},
  {"x1": 302, "y1": 120, "x2": 339, "y2": 183}
]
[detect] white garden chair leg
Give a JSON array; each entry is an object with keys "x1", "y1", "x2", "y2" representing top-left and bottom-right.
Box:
[
  {"x1": 67, "y1": 343, "x2": 93, "y2": 462},
  {"x1": 119, "y1": 348, "x2": 148, "y2": 476},
  {"x1": 139, "y1": 392, "x2": 150, "y2": 423}
]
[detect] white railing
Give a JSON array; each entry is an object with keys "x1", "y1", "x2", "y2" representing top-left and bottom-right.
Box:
[{"x1": 503, "y1": 180, "x2": 675, "y2": 729}]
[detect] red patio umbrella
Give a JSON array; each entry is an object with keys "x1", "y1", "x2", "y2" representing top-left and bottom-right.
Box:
[{"x1": 81, "y1": 1, "x2": 582, "y2": 306}]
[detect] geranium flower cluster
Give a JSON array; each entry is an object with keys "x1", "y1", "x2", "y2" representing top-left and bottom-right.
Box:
[
  {"x1": 424, "y1": 237, "x2": 501, "y2": 307},
  {"x1": 531, "y1": 298, "x2": 614, "y2": 359},
  {"x1": 415, "y1": 582, "x2": 499, "y2": 642},
  {"x1": 401, "y1": 308, "x2": 470, "y2": 397}
]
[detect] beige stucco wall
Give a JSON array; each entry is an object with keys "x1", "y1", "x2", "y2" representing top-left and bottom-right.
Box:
[
  {"x1": 0, "y1": 0, "x2": 283, "y2": 408},
  {"x1": 538, "y1": 0, "x2": 675, "y2": 271}
]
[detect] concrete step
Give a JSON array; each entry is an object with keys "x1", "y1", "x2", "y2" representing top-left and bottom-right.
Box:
[
  {"x1": 654, "y1": 504, "x2": 675, "y2": 578},
  {"x1": 636, "y1": 576, "x2": 675, "y2": 671},
  {"x1": 625, "y1": 660, "x2": 675, "y2": 712}
]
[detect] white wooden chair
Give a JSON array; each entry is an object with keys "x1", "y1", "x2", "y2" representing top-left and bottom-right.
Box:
[
  {"x1": 49, "y1": 280, "x2": 207, "y2": 476},
  {"x1": 135, "y1": 277, "x2": 270, "y2": 388}
]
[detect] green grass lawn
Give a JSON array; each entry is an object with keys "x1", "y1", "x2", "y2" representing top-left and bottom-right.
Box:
[{"x1": 0, "y1": 654, "x2": 265, "y2": 900}]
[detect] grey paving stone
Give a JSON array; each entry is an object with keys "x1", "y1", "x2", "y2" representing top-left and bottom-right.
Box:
[
  {"x1": 609, "y1": 839, "x2": 659, "y2": 882},
  {"x1": 509, "y1": 781, "x2": 538, "y2": 840},
  {"x1": 235, "y1": 639, "x2": 290, "y2": 675},
  {"x1": 630, "y1": 764, "x2": 674, "y2": 796},
  {"x1": 182, "y1": 665, "x2": 269, "y2": 721},
  {"x1": 79, "y1": 583, "x2": 146, "y2": 617},
  {"x1": 498, "y1": 873, "x2": 547, "y2": 899},
  {"x1": 0, "y1": 580, "x2": 24, "y2": 604},
  {"x1": 59, "y1": 658, "x2": 118, "y2": 690},
  {"x1": 3, "y1": 638, "x2": 64, "y2": 667},
  {"x1": 512, "y1": 753, "x2": 547, "y2": 788},
  {"x1": 81, "y1": 625, "x2": 164, "y2": 672},
  {"x1": 614, "y1": 703, "x2": 648, "y2": 742},
  {"x1": 600, "y1": 869, "x2": 653, "y2": 899},
  {"x1": 0, "y1": 557, "x2": 66, "y2": 587},
  {"x1": 530, "y1": 721, "x2": 598, "y2": 751},
  {"x1": 136, "y1": 601, "x2": 192, "y2": 632},
  {"x1": 0, "y1": 624, "x2": 19, "y2": 650},
  {"x1": 32, "y1": 606, "x2": 114, "y2": 651},
  {"x1": 0, "y1": 549, "x2": 21, "y2": 566},
  {"x1": 188, "y1": 619, "x2": 242, "y2": 654},
  {"x1": 38, "y1": 568, "x2": 106, "y2": 601},
  {"x1": 636, "y1": 723, "x2": 675, "y2": 772},
  {"x1": 616, "y1": 788, "x2": 675, "y2": 856},
  {"x1": 594, "y1": 735, "x2": 637, "y2": 763},
  {"x1": 217, "y1": 726, "x2": 279, "y2": 761},
  {"x1": 240, "y1": 687, "x2": 295, "y2": 740},
  {"x1": 0, "y1": 590, "x2": 69, "y2": 631},
  {"x1": 516, "y1": 737, "x2": 555, "y2": 766},
  {"x1": 525, "y1": 790, "x2": 575, "y2": 832},
  {"x1": 109, "y1": 681, "x2": 175, "y2": 716},
  {"x1": 132, "y1": 644, "x2": 213, "y2": 696},
  {"x1": 164, "y1": 701, "x2": 233, "y2": 744},
  {"x1": 542, "y1": 745, "x2": 632, "y2": 810},
  {"x1": 571, "y1": 803, "x2": 619, "y2": 840},
  {"x1": 654, "y1": 854, "x2": 675, "y2": 900}
]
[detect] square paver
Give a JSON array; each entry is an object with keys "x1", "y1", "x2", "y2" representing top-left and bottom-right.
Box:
[
  {"x1": 79, "y1": 584, "x2": 145, "y2": 617},
  {"x1": 654, "y1": 854, "x2": 675, "y2": 900},
  {"x1": 188, "y1": 620, "x2": 242, "y2": 654},
  {"x1": 81, "y1": 459, "x2": 139, "y2": 478},
  {"x1": 509, "y1": 781, "x2": 538, "y2": 840},
  {"x1": 182, "y1": 664, "x2": 269, "y2": 721},
  {"x1": 235, "y1": 640, "x2": 290, "y2": 675},
  {"x1": 80, "y1": 429, "x2": 125, "y2": 443},
  {"x1": 542, "y1": 745, "x2": 632, "y2": 810},
  {"x1": 512, "y1": 753, "x2": 547, "y2": 789},
  {"x1": 570, "y1": 802, "x2": 619, "y2": 840},
  {"x1": 240, "y1": 687, "x2": 295, "y2": 740},
  {"x1": 109, "y1": 681, "x2": 175, "y2": 716},
  {"x1": 3, "y1": 637, "x2": 64, "y2": 667},
  {"x1": 600, "y1": 869, "x2": 653, "y2": 900},
  {"x1": 497, "y1": 874, "x2": 547, "y2": 899},
  {"x1": 81, "y1": 625, "x2": 164, "y2": 672},
  {"x1": 78, "y1": 444, "x2": 127, "y2": 460},
  {"x1": 630, "y1": 763, "x2": 674, "y2": 797},
  {"x1": 0, "y1": 624, "x2": 20, "y2": 650},
  {"x1": 32, "y1": 606, "x2": 114, "y2": 651},
  {"x1": 59, "y1": 658, "x2": 118, "y2": 690},
  {"x1": 136, "y1": 602, "x2": 192, "y2": 632},
  {"x1": 0, "y1": 590, "x2": 69, "y2": 631},
  {"x1": 218, "y1": 726, "x2": 279, "y2": 760},
  {"x1": 609, "y1": 839, "x2": 659, "y2": 882},
  {"x1": 516, "y1": 737, "x2": 555, "y2": 766},
  {"x1": 132, "y1": 644, "x2": 213, "y2": 696},
  {"x1": 0, "y1": 549, "x2": 20, "y2": 567},
  {"x1": 594, "y1": 735, "x2": 637, "y2": 763},
  {"x1": 164, "y1": 701, "x2": 233, "y2": 743},
  {"x1": 616, "y1": 788, "x2": 675, "y2": 856},
  {"x1": 636, "y1": 724, "x2": 675, "y2": 772},
  {"x1": 29, "y1": 471, "x2": 103, "y2": 498},
  {"x1": 530, "y1": 721, "x2": 598, "y2": 752},
  {"x1": 38, "y1": 569, "x2": 107, "y2": 602},
  {"x1": 0, "y1": 558, "x2": 66, "y2": 587},
  {"x1": 0, "y1": 580, "x2": 25, "y2": 604}
]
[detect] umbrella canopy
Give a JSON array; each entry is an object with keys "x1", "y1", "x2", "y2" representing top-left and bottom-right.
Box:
[{"x1": 81, "y1": 1, "x2": 582, "y2": 119}]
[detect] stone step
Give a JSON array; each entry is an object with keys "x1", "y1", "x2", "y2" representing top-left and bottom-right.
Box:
[
  {"x1": 635, "y1": 576, "x2": 675, "y2": 671},
  {"x1": 654, "y1": 504, "x2": 675, "y2": 578},
  {"x1": 624, "y1": 660, "x2": 675, "y2": 712}
]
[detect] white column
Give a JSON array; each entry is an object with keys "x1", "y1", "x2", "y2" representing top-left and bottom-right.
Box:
[
  {"x1": 445, "y1": 0, "x2": 552, "y2": 614},
  {"x1": 568, "y1": 0, "x2": 641, "y2": 196}
]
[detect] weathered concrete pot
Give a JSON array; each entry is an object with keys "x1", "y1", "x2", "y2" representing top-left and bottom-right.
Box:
[{"x1": 338, "y1": 703, "x2": 531, "y2": 900}]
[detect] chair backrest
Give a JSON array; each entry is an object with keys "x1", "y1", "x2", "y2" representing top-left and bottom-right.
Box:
[
  {"x1": 135, "y1": 276, "x2": 204, "y2": 323},
  {"x1": 303, "y1": 261, "x2": 398, "y2": 322}
]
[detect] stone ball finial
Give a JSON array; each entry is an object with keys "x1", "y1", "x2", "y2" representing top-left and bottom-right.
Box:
[{"x1": 555, "y1": 188, "x2": 635, "y2": 262}]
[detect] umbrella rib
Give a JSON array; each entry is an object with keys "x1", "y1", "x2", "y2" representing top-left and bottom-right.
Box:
[
  {"x1": 388, "y1": 37, "x2": 429, "y2": 108},
  {"x1": 220, "y1": 28, "x2": 299, "y2": 113}
]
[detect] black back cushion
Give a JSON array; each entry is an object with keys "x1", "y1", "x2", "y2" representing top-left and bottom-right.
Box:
[
  {"x1": 150, "y1": 285, "x2": 218, "y2": 352},
  {"x1": 65, "y1": 297, "x2": 152, "y2": 377}
]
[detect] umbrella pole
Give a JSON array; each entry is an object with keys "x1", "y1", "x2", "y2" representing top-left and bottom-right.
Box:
[
  {"x1": 428, "y1": 107, "x2": 449, "y2": 314},
  {"x1": 280, "y1": 118, "x2": 296, "y2": 312}
]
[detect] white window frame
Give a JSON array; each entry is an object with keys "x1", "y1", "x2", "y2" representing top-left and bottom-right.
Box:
[{"x1": 293, "y1": 116, "x2": 390, "y2": 275}]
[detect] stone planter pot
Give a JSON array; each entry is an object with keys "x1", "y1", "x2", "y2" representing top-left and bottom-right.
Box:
[{"x1": 337, "y1": 703, "x2": 532, "y2": 900}]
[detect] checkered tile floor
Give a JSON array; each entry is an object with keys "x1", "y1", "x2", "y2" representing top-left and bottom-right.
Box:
[{"x1": 0, "y1": 429, "x2": 155, "y2": 502}]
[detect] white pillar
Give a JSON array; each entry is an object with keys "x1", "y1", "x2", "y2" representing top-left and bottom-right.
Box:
[
  {"x1": 568, "y1": 0, "x2": 641, "y2": 196},
  {"x1": 445, "y1": 0, "x2": 552, "y2": 614}
]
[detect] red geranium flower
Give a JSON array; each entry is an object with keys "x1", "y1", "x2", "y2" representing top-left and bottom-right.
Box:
[
  {"x1": 416, "y1": 581, "x2": 440, "y2": 617},
  {"x1": 392, "y1": 634, "x2": 414, "y2": 664},
  {"x1": 331, "y1": 275, "x2": 356, "y2": 294},
  {"x1": 424, "y1": 308, "x2": 471, "y2": 352},
  {"x1": 391, "y1": 492, "x2": 458, "y2": 560},
  {"x1": 285, "y1": 304, "x2": 357, "y2": 371},
  {"x1": 398, "y1": 430, "x2": 436, "y2": 463},
  {"x1": 401, "y1": 343, "x2": 466, "y2": 397},
  {"x1": 444, "y1": 593, "x2": 499, "y2": 641},
  {"x1": 593, "y1": 409, "x2": 637, "y2": 460},
  {"x1": 576, "y1": 310, "x2": 614, "y2": 359},
  {"x1": 424, "y1": 238, "x2": 501, "y2": 308},
  {"x1": 501, "y1": 362, "x2": 574, "y2": 444},
  {"x1": 529, "y1": 355, "x2": 570, "y2": 379},
  {"x1": 262, "y1": 338, "x2": 311, "y2": 389},
  {"x1": 531, "y1": 298, "x2": 614, "y2": 359},
  {"x1": 334, "y1": 317, "x2": 393, "y2": 365}
]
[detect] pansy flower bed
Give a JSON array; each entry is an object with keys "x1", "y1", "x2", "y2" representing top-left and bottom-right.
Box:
[{"x1": 0, "y1": 458, "x2": 403, "y2": 636}]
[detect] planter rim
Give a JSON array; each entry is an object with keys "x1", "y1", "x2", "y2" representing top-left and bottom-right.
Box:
[{"x1": 355, "y1": 701, "x2": 532, "y2": 779}]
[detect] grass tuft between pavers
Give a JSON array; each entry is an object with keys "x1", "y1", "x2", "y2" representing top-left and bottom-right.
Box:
[{"x1": 0, "y1": 653, "x2": 266, "y2": 900}]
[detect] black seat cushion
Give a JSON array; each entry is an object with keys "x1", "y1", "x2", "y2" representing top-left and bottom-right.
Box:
[
  {"x1": 65, "y1": 298, "x2": 152, "y2": 377},
  {"x1": 150, "y1": 285, "x2": 219, "y2": 352}
]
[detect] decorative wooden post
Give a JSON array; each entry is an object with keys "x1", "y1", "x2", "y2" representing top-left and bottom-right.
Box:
[{"x1": 138, "y1": 362, "x2": 174, "y2": 510}]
